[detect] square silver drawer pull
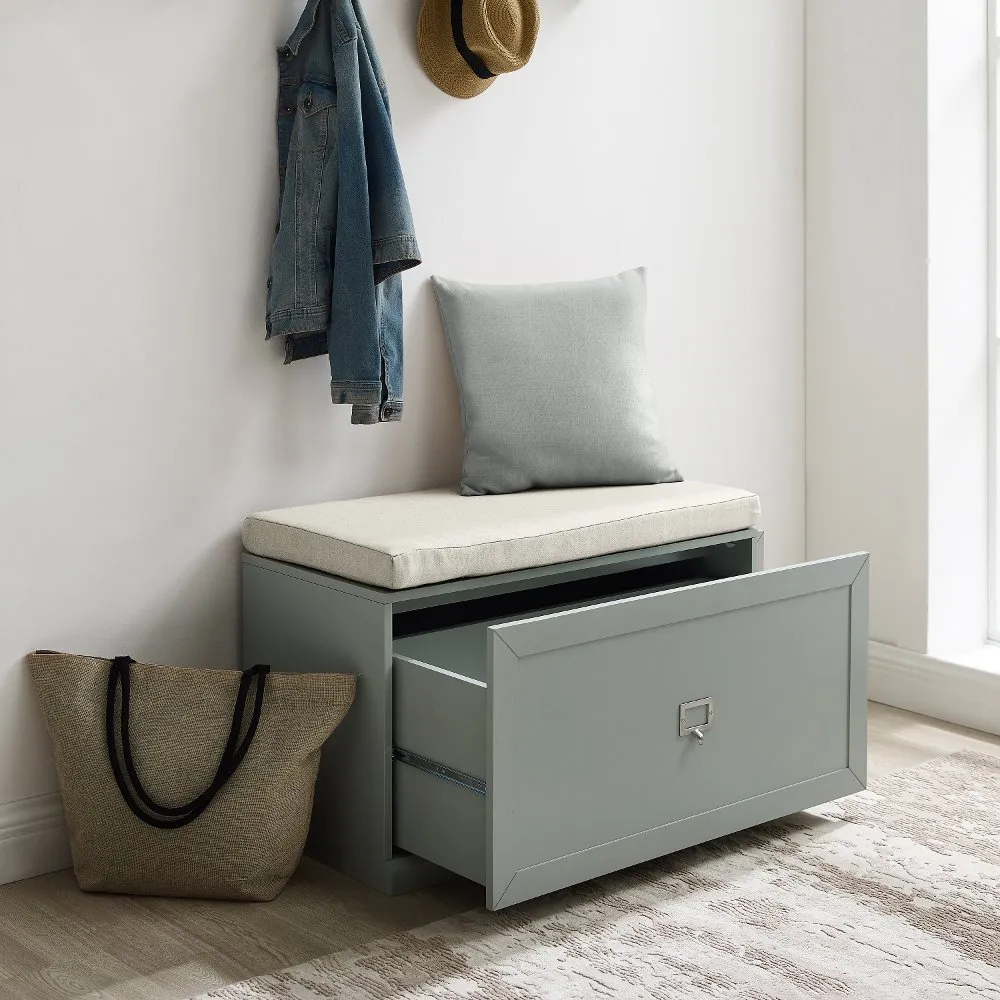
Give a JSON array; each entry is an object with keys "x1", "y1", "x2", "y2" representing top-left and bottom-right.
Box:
[{"x1": 679, "y1": 697, "x2": 713, "y2": 744}]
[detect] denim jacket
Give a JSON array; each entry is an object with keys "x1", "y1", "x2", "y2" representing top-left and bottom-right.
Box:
[{"x1": 266, "y1": 0, "x2": 420, "y2": 424}]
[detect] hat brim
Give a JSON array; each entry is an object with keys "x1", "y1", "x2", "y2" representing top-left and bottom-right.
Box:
[{"x1": 418, "y1": 0, "x2": 496, "y2": 100}]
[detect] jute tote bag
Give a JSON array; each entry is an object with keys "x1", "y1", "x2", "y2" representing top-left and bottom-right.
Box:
[{"x1": 28, "y1": 651, "x2": 355, "y2": 901}]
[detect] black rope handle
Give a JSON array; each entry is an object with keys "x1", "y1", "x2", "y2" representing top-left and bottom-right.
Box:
[
  {"x1": 116, "y1": 658, "x2": 265, "y2": 818},
  {"x1": 106, "y1": 656, "x2": 270, "y2": 830}
]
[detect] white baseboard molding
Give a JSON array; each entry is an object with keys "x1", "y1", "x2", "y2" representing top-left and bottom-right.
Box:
[
  {"x1": 0, "y1": 792, "x2": 71, "y2": 885},
  {"x1": 868, "y1": 640, "x2": 1000, "y2": 738}
]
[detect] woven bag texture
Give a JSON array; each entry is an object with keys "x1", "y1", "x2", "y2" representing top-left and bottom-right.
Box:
[{"x1": 27, "y1": 652, "x2": 355, "y2": 901}]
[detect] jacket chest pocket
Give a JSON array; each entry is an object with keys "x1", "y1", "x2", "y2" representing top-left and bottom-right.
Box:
[{"x1": 291, "y1": 84, "x2": 336, "y2": 154}]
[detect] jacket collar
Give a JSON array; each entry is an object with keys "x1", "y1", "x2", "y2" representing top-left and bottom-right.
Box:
[{"x1": 285, "y1": 0, "x2": 323, "y2": 57}]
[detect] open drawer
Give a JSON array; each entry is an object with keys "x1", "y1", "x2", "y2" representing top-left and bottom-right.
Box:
[{"x1": 392, "y1": 554, "x2": 869, "y2": 910}]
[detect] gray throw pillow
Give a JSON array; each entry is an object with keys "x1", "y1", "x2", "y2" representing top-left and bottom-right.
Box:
[{"x1": 431, "y1": 267, "x2": 682, "y2": 496}]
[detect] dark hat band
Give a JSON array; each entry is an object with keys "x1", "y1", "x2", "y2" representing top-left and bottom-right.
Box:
[{"x1": 451, "y1": 0, "x2": 496, "y2": 80}]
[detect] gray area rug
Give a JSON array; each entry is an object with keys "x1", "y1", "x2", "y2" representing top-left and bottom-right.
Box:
[{"x1": 201, "y1": 752, "x2": 1000, "y2": 999}]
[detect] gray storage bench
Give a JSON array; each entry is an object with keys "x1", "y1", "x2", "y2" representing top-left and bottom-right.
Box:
[{"x1": 242, "y1": 482, "x2": 868, "y2": 911}]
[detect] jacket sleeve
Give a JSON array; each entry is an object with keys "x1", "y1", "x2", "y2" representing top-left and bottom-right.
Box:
[
  {"x1": 325, "y1": 2, "x2": 417, "y2": 424},
  {"x1": 353, "y1": 0, "x2": 421, "y2": 284}
]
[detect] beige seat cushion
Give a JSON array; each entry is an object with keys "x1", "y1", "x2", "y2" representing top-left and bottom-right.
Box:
[{"x1": 243, "y1": 482, "x2": 761, "y2": 591}]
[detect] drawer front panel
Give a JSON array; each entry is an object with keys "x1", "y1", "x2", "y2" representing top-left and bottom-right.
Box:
[{"x1": 487, "y1": 553, "x2": 868, "y2": 908}]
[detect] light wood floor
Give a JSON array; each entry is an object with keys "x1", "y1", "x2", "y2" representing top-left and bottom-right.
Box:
[{"x1": 1, "y1": 702, "x2": 998, "y2": 1000}]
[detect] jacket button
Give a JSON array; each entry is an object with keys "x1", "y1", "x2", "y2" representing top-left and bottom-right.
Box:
[
  {"x1": 266, "y1": 277, "x2": 272, "y2": 290},
  {"x1": 383, "y1": 407, "x2": 395, "y2": 418},
  {"x1": 279, "y1": 46, "x2": 292, "y2": 60},
  {"x1": 303, "y1": 94, "x2": 313, "y2": 111}
]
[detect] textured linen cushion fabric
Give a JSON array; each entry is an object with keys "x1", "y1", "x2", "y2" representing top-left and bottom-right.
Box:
[
  {"x1": 430, "y1": 268, "x2": 682, "y2": 496},
  {"x1": 243, "y1": 483, "x2": 761, "y2": 590}
]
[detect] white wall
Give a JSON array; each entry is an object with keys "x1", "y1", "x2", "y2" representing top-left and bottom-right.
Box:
[
  {"x1": 806, "y1": 0, "x2": 989, "y2": 656},
  {"x1": 805, "y1": 0, "x2": 930, "y2": 651},
  {"x1": 0, "y1": 0, "x2": 805, "y2": 878}
]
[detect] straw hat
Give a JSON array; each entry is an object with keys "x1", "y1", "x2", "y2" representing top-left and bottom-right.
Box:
[{"x1": 418, "y1": 0, "x2": 540, "y2": 100}]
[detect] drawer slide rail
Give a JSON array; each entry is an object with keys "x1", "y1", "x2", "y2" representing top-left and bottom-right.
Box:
[{"x1": 393, "y1": 747, "x2": 487, "y2": 796}]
